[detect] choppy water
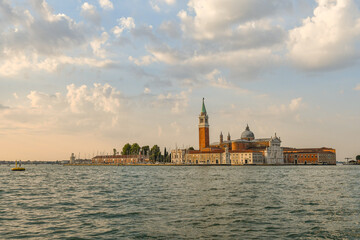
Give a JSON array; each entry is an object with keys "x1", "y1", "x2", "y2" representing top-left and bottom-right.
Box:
[{"x1": 1, "y1": 165, "x2": 360, "y2": 239}]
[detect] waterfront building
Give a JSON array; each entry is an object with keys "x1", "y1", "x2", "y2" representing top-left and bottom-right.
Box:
[
  {"x1": 229, "y1": 151, "x2": 264, "y2": 165},
  {"x1": 283, "y1": 148, "x2": 336, "y2": 165},
  {"x1": 172, "y1": 99, "x2": 284, "y2": 165},
  {"x1": 171, "y1": 148, "x2": 187, "y2": 164},
  {"x1": 92, "y1": 154, "x2": 149, "y2": 164}
]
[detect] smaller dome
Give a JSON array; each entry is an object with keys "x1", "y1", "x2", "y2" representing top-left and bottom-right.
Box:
[{"x1": 241, "y1": 124, "x2": 255, "y2": 140}]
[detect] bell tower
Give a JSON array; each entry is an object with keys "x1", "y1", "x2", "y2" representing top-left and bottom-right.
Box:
[{"x1": 199, "y1": 98, "x2": 209, "y2": 151}]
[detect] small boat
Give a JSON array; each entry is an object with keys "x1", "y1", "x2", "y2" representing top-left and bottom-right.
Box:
[{"x1": 11, "y1": 160, "x2": 25, "y2": 171}]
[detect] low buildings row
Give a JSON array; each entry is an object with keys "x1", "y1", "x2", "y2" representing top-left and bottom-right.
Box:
[{"x1": 92, "y1": 154, "x2": 150, "y2": 164}]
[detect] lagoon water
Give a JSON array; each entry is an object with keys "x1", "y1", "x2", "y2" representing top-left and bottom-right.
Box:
[{"x1": 1, "y1": 165, "x2": 360, "y2": 239}]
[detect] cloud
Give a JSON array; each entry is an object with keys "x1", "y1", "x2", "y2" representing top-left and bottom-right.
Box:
[
  {"x1": 150, "y1": 1, "x2": 161, "y2": 12},
  {"x1": 0, "y1": 83, "x2": 126, "y2": 135},
  {"x1": 150, "y1": 0, "x2": 176, "y2": 12},
  {"x1": 0, "y1": 51, "x2": 112, "y2": 76},
  {"x1": 163, "y1": 0, "x2": 176, "y2": 4},
  {"x1": 205, "y1": 69, "x2": 250, "y2": 93},
  {"x1": 99, "y1": 0, "x2": 113, "y2": 10},
  {"x1": 289, "y1": 97, "x2": 303, "y2": 111},
  {"x1": 179, "y1": 0, "x2": 290, "y2": 40},
  {"x1": 16, "y1": 0, "x2": 87, "y2": 55},
  {"x1": 156, "y1": 90, "x2": 191, "y2": 114},
  {"x1": 144, "y1": 88, "x2": 151, "y2": 94},
  {"x1": 288, "y1": 0, "x2": 360, "y2": 71},
  {"x1": 112, "y1": 17, "x2": 135, "y2": 38},
  {"x1": 354, "y1": 84, "x2": 360, "y2": 90},
  {"x1": 129, "y1": 55, "x2": 157, "y2": 66},
  {"x1": 147, "y1": 44, "x2": 184, "y2": 65},
  {"x1": 135, "y1": 0, "x2": 288, "y2": 83},
  {"x1": 90, "y1": 32, "x2": 109, "y2": 58},
  {"x1": 0, "y1": 0, "x2": 111, "y2": 76},
  {"x1": 268, "y1": 97, "x2": 303, "y2": 114},
  {"x1": 81, "y1": 2, "x2": 101, "y2": 25},
  {"x1": 0, "y1": 104, "x2": 9, "y2": 110},
  {"x1": 158, "y1": 21, "x2": 181, "y2": 38}
]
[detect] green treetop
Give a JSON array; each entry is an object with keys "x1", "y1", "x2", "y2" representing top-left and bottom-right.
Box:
[{"x1": 121, "y1": 143, "x2": 131, "y2": 155}]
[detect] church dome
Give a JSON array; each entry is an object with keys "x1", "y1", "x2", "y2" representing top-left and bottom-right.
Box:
[{"x1": 241, "y1": 124, "x2": 255, "y2": 140}]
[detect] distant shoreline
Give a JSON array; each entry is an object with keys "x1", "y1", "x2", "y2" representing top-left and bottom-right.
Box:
[{"x1": 63, "y1": 163, "x2": 338, "y2": 166}]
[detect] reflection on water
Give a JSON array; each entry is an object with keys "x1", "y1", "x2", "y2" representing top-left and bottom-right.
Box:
[{"x1": 1, "y1": 165, "x2": 359, "y2": 239}]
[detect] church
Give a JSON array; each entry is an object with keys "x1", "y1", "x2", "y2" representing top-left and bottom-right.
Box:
[{"x1": 171, "y1": 99, "x2": 284, "y2": 165}]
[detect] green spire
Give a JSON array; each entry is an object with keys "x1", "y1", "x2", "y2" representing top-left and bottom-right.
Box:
[{"x1": 201, "y1": 98, "x2": 207, "y2": 114}]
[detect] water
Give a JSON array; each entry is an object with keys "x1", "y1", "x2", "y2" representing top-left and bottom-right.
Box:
[{"x1": 1, "y1": 165, "x2": 359, "y2": 239}]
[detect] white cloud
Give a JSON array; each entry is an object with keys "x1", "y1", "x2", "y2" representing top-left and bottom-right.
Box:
[
  {"x1": 128, "y1": 55, "x2": 157, "y2": 66},
  {"x1": 288, "y1": 0, "x2": 360, "y2": 70},
  {"x1": 1, "y1": 1, "x2": 86, "y2": 56},
  {"x1": 147, "y1": 45, "x2": 184, "y2": 65},
  {"x1": 66, "y1": 83, "x2": 122, "y2": 114},
  {"x1": 144, "y1": 88, "x2": 151, "y2": 94},
  {"x1": 179, "y1": 0, "x2": 290, "y2": 40},
  {"x1": 99, "y1": 0, "x2": 113, "y2": 10},
  {"x1": 0, "y1": 50, "x2": 112, "y2": 76},
  {"x1": 164, "y1": 0, "x2": 176, "y2": 5},
  {"x1": 185, "y1": 48, "x2": 280, "y2": 78},
  {"x1": 0, "y1": 0, "x2": 112, "y2": 76},
  {"x1": 0, "y1": 83, "x2": 125, "y2": 135},
  {"x1": 141, "y1": 0, "x2": 287, "y2": 82},
  {"x1": 150, "y1": 1, "x2": 161, "y2": 12},
  {"x1": 205, "y1": 69, "x2": 249, "y2": 93},
  {"x1": 268, "y1": 97, "x2": 303, "y2": 114},
  {"x1": 81, "y1": 2, "x2": 100, "y2": 25},
  {"x1": 150, "y1": 0, "x2": 176, "y2": 12},
  {"x1": 289, "y1": 97, "x2": 303, "y2": 111},
  {"x1": 112, "y1": 17, "x2": 135, "y2": 38},
  {"x1": 354, "y1": 84, "x2": 360, "y2": 90},
  {"x1": 90, "y1": 32, "x2": 109, "y2": 58},
  {"x1": 156, "y1": 90, "x2": 191, "y2": 114}
]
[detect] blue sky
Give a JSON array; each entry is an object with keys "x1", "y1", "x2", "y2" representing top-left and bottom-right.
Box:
[{"x1": 0, "y1": 0, "x2": 359, "y2": 161}]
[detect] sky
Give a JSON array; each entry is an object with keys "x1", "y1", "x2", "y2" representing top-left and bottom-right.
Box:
[{"x1": 0, "y1": 0, "x2": 359, "y2": 161}]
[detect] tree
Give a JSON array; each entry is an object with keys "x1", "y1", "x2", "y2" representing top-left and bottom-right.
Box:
[
  {"x1": 164, "y1": 147, "x2": 168, "y2": 158},
  {"x1": 150, "y1": 145, "x2": 161, "y2": 162},
  {"x1": 141, "y1": 146, "x2": 150, "y2": 155},
  {"x1": 164, "y1": 147, "x2": 171, "y2": 162},
  {"x1": 122, "y1": 143, "x2": 131, "y2": 155},
  {"x1": 188, "y1": 147, "x2": 195, "y2": 151},
  {"x1": 113, "y1": 148, "x2": 117, "y2": 156},
  {"x1": 131, "y1": 143, "x2": 140, "y2": 155},
  {"x1": 356, "y1": 155, "x2": 360, "y2": 161}
]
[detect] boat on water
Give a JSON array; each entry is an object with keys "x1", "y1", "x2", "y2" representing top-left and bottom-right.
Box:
[{"x1": 11, "y1": 160, "x2": 25, "y2": 171}]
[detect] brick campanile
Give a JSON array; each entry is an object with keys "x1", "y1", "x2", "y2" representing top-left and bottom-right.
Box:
[{"x1": 199, "y1": 98, "x2": 209, "y2": 151}]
